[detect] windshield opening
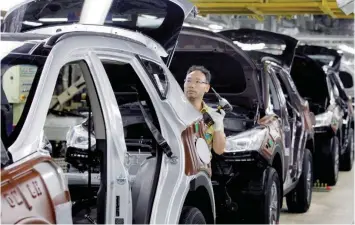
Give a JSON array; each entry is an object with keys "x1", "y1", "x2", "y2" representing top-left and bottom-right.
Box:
[{"x1": 290, "y1": 55, "x2": 329, "y2": 114}]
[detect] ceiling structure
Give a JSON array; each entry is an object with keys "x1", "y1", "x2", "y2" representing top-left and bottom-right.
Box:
[
  {"x1": 190, "y1": 0, "x2": 354, "y2": 20},
  {"x1": 0, "y1": 0, "x2": 353, "y2": 60}
]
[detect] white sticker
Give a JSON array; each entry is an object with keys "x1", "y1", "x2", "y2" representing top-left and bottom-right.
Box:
[
  {"x1": 285, "y1": 147, "x2": 290, "y2": 156},
  {"x1": 55, "y1": 202, "x2": 73, "y2": 224}
]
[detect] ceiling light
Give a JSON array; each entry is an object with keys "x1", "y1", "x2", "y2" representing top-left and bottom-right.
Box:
[
  {"x1": 112, "y1": 18, "x2": 129, "y2": 22},
  {"x1": 39, "y1": 18, "x2": 68, "y2": 22},
  {"x1": 140, "y1": 14, "x2": 157, "y2": 19},
  {"x1": 233, "y1": 41, "x2": 266, "y2": 50},
  {"x1": 208, "y1": 24, "x2": 223, "y2": 30},
  {"x1": 23, "y1": 21, "x2": 43, "y2": 26}
]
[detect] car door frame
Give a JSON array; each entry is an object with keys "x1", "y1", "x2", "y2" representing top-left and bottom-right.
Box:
[
  {"x1": 266, "y1": 63, "x2": 296, "y2": 180},
  {"x1": 274, "y1": 67, "x2": 310, "y2": 177},
  {"x1": 7, "y1": 37, "x2": 133, "y2": 224}
]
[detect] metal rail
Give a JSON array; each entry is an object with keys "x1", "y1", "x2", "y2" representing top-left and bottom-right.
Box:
[{"x1": 191, "y1": 0, "x2": 354, "y2": 19}]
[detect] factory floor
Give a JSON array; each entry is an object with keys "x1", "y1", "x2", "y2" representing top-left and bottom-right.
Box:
[{"x1": 280, "y1": 169, "x2": 354, "y2": 224}]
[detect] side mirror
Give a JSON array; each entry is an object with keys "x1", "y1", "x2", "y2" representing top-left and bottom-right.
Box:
[{"x1": 339, "y1": 71, "x2": 354, "y2": 89}]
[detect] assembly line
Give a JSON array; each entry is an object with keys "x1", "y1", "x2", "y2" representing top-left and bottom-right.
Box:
[{"x1": 0, "y1": 0, "x2": 354, "y2": 224}]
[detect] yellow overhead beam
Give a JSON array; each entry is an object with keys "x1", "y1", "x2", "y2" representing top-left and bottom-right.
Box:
[
  {"x1": 191, "y1": 0, "x2": 354, "y2": 19},
  {"x1": 247, "y1": 7, "x2": 264, "y2": 15},
  {"x1": 319, "y1": 0, "x2": 337, "y2": 18}
]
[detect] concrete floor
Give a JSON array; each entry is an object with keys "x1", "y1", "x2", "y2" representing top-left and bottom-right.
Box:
[{"x1": 280, "y1": 169, "x2": 354, "y2": 224}]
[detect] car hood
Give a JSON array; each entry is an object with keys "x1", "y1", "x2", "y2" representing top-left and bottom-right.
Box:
[
  {"x1": 2, "y1": 0, "x2": 196, "y2": 52},
  {"x1": 169, "y1": 27, "x2": 262, "y2": 109},
  {"x1": 296, "y1": 45, "x2": 342, "y2": 71},
  {"x1": 219, "y1": 28, "x2": 299, "y2": 71}
]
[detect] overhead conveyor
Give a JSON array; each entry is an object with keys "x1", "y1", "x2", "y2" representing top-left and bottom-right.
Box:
[{"x1": 190, "y1": 0, "x2": 354, "y2": 19}]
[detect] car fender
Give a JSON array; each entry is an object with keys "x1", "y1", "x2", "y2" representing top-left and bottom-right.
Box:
[{"x1": 188, "y1": 172, "x2": 216, "y2": 223}]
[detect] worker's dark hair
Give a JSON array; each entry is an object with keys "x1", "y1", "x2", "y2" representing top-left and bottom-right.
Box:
[{"x1": 186, "y1": 65, "x2": 211, "y2": 83}]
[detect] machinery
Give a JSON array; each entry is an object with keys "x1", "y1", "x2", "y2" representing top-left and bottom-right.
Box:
[{"x1": 2, "y1": 65, "x2": 37, "y2": 127}]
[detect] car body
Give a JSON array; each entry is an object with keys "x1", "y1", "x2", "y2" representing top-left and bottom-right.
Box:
[
  {"x1": 339, "y1": 61, "x2": 354, "y2": 99},
  {"x1": 168, "y1": 27, "x2": 315, "y2": 223},
  {"x1": 1, "y1": 0, "x2": 223, "y2": 224},
  {"x1": 290, "y1": 45, "x2": 354, "y2": 185}
]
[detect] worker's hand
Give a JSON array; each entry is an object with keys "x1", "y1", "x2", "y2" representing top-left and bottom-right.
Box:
[{"x1": 207, "y1": 107, "x2": 225, "y2": 132}]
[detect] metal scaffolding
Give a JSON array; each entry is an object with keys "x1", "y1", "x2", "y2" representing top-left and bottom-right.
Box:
[{"x1": 191, "y1": 0, "x2": 354, "y2": 20}]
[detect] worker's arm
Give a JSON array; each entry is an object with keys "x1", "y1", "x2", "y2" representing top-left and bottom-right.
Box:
[
  {"x1": 212, "y1": 130, "x2": 226, "y2": 155},
  {"x1": 207, "y1": 108, "x2": 226, "y2": 155}
]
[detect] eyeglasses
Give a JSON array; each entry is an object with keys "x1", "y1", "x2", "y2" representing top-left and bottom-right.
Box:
[{"x1": 184, "y1": 79, "x2": 209, "y2": 85}]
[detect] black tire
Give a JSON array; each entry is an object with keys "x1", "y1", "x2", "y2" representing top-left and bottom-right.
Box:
[
  {"x1": 327, "y1": 136, "x2": 340, "y2": 186},
  {"x1": 255, "y1": 167, "x2": 281, "y2": 224},
  {"x1": 340, "y1": 128, "x2": 354, "y2": 171},
  {"x1": 179, "y1": 206, "x2": 206, "y2": 224},
  {"x1": 319, "y1": 136, "x2": 339, "y2": 186},
  {"x1": 286, "y1": 148, "x2": 313, "y2": 213}
]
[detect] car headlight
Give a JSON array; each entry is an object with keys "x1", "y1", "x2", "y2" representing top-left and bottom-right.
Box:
[
  {"x1": 225, "y1": 129, "x2": 267, "y2": 153},
  {"x1": 66, "y1": 124, "x2": 96, "y2": 149},
  {"x1": 314, "y1": 112, "x2": 333, "y2": 127}
]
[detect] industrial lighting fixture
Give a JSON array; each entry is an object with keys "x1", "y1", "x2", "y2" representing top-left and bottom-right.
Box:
[
  {"x1": 22, "y1": 21, "x2": 43, "y2": 26},
  {"x1": 112, "y1": 18, "x2": 129, "y2": 22},
  {"x1": 233, "y1": 41, "x2": 266, "y2": 51},
  {"x1": 39, "y1": 18, "x2": 68, "y2": 22},
  {"x1": 208, "y1": 24, "x2": 223, "y2": 30},
  {"x1": 140, "y1": 14, "x2": 158, "y2": 19}
]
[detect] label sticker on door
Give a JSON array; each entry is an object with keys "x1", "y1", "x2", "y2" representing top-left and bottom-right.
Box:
[{"x1": 285, "y1": 147, "x2": 290, "y2": 156}]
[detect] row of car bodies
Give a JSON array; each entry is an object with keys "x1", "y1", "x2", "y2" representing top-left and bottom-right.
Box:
[{"x1": 1, "y1": 0, "x2": 353, "y2": 224}]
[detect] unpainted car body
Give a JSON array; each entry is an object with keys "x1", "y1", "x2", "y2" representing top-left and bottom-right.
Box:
[{"x1": 168, "y1": 27, "x2": 315, "y2": 223}]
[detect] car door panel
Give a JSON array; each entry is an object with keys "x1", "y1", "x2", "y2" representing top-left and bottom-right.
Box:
[{"x1": 268, "y1": 69, "x2": 298, "y2": 179}]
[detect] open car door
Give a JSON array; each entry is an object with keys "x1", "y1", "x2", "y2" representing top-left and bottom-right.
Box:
[
  {"x1": 219, "y1": 28, "x2": 299, "y2": 71},
  {"x1": 2, "y1": 0, "x2": 196, "y2": 60}
]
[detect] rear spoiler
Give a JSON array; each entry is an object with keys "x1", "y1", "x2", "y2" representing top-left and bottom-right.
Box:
[
  {"x1": 219, "y1": 28, "x2": 299, "y2": 70},
  {"x1": 296, "y1": 45, "x2": 342, "y2": 71}
]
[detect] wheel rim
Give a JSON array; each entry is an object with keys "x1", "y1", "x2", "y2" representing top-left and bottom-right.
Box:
[
  {"x1": 269, "y1": 181, "x2": 279, "y2": 224},
  {"x1": 334, "y1": 142, "x2": 339, "y2": 179},
  {"x1": 306, "y1": 160, "x2": 312, "y2": 203}
]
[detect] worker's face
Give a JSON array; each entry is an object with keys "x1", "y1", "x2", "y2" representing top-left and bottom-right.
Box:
[{"x1": 184, "y1": 70, "x2": 210, "y2": 101}]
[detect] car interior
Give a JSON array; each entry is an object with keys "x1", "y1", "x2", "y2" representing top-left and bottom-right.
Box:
[{"x1": 37, "y1": 60, "x2": 163, "y2": 224}]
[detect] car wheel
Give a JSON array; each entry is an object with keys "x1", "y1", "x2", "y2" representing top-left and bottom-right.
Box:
[
  {"x1": 179, "y1": 206, "x2": 206, "y2": 224},
  {"x1": 340, "y1": 128, "x2": 354, "y2": 171},
  {"x1": 322, "y1": 136, "x2": 339, "y2": 186},
  {"x1": 255, "y1": 167, "x2": 281, "y2": 224},
  {"x1": 286, "y1": 149, "x2": 313, "y2": 213}
]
